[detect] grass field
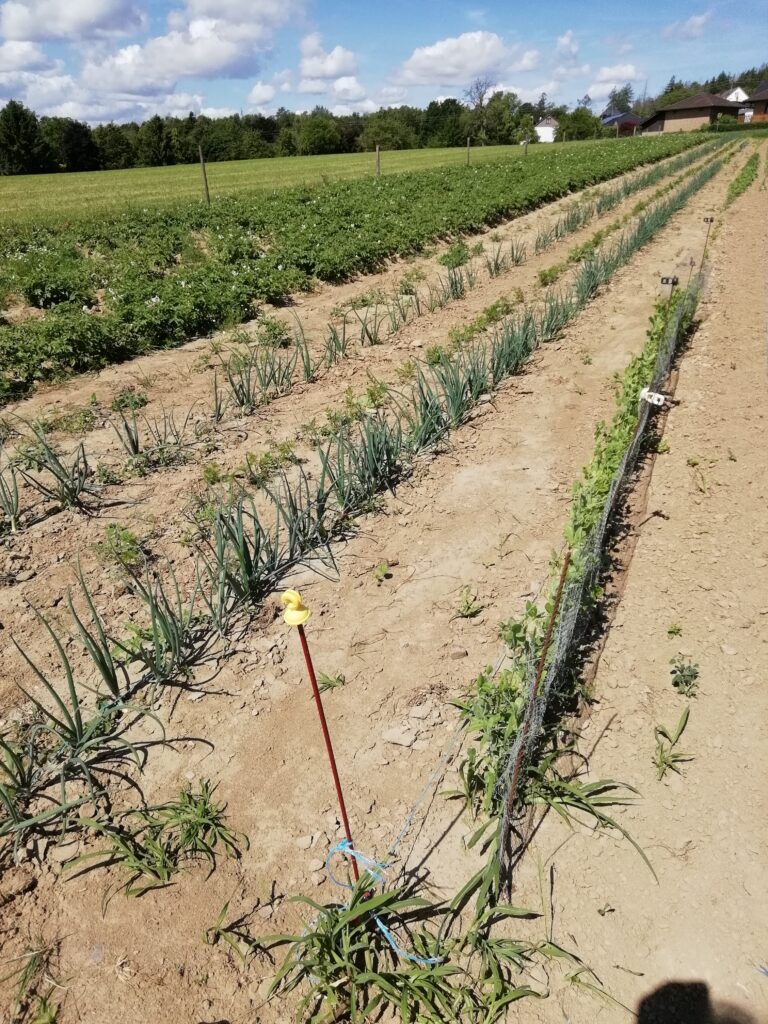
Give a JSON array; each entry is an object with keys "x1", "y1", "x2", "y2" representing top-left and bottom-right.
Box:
[{"x1": 0, "y1": 140, "x2": 605, "y2": 224}]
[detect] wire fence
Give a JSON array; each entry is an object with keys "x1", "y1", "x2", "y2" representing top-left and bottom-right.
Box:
[{"x1": 497, "y1": 274, "x2": 703, "y2": 882}]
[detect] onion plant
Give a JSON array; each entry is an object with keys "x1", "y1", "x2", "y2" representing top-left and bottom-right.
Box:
[
  {"x1": 19, "y1": 426, "x2": 95, "y2": 510},
  {"x1": 0, "y1": 460, "x2": 20, "y2": 533}
]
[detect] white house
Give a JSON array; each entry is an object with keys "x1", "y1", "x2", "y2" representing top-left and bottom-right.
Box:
[
  {"x1": 535, "y1": 116, "x2": 558, "y2": 143},
  {"x1": 721, "y1": 85, "x2": 749, "y2": 102}
]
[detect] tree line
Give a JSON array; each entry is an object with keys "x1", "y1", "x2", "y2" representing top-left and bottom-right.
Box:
[{"x1": 0, "y1": 90, "x2": 602, "y2": 176}]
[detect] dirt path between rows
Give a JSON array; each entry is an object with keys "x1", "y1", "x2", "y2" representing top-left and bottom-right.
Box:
[
  {"x1": 511, "y1": 156, "x2": 768, "y2": 1023},
  {"x1": 0, "y1": 146, "x2": 755, "y2": 1024}
]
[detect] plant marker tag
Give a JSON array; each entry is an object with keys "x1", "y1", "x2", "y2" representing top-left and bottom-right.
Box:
[
  {"x1": 660, "y1": 276, "x2": 679, "y2": 286},
  {"x1": 640, "y1": 387, "x2": 665, "y2": 407},
  {"x1": 703, "y1": 217, "x2": 715, "y2": 223}
]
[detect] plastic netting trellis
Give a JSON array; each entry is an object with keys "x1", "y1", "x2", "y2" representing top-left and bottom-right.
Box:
[{"x1": 497, "y1": 276, "x2": 703, "y2": 881}]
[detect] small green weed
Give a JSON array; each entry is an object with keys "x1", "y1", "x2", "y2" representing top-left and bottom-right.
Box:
[
  {"x1": 70, "y1": 780, "x2": 248, "y2": 896},
  {"x1": 396, "y1": 359, "x2": 417, "y2": 382},
  {"x1": 48, "y1": 396, "x2": 100, "y2": 435},
  {"x1": 202, "y1": 462, "x2": 225, "y2": 486},
  {"x1": 374, "y1": 562, "x2": 392, "y2": 585},
  {"x1": 365, "y1": 380, "x2": 389, "y2": 409},
  {"x1": 654, "y1": 707, "x2": 693, "y2": 780},
  {"x1": 0, "y1": 938, "x2": 61, "y2": 1023},
  {"x1": 203, "y1": 901, "x2": 259, "y2": 965},
  {"x1": 318, "y1": 672, "x2": 346, "y2": 693},
  {"x1": 439, "y1": 240, "x2": 470, "y2": 269},
  {"x1": 239, "y1": 443, "x2": 297, "y2": 489},
  {"x1": 95, "y1": 463, "x2": 121, "y2": 486},
  {"x1": 538, "y1": 265, "x2": 564, "y2": 287},
  {"x1": 399, "y1": 268, "x2": 426, "y2": 295},
  {"x1": 94, "y1": 524, "x2": 146, "y2": 571},
  {"x1": 670, "y1": 655, "x2": 699, "y2": 696},
  {"x1": 258, "y1": 315, "x2": 291, "y2": 347},
  {"x1": 110, "y1": 386, "x2": 148, "y2": 413},
  {"x1": 667, "y1": 623, "x2": 682, "y2": 638},
  {"x1": 455, "y1": 586, "x2": 484, "y2": 620}
]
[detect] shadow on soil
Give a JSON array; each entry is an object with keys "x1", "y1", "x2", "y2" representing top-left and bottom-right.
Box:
[{"x1": 637, "y1": 981, "x2": 760, "y2": 1024}]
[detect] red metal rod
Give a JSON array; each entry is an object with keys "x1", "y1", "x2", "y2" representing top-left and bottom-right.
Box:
[{"x1": 297, "y1": 623, "x2": 360, "y2": 883}]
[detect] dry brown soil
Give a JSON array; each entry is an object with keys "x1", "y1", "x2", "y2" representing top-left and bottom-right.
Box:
[
  {"x1": 1, "y1": 142, "x2": 764, "y2": 1024},
  {"x1": 514, "y1": 152, "x2": 768, "y2": 1024}
]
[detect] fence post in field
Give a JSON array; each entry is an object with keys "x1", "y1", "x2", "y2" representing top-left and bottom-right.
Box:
[
  {"x1": 198, "y1": 145, "x2": 211, "y2": 206},
  {"x1": 376, "y1": 144, "x2": 381, "y2": 178},
  {"x1": 466, "y1": 136, "x2": 471, "y2": 165}
]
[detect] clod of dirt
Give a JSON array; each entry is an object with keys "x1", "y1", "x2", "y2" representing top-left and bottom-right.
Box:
[
  {"x1": 382, "y1": 726, "x2": 417, "y2": 747},
  {"x1": 0, "y1": 864, "x2": 37, "y2": 907}
]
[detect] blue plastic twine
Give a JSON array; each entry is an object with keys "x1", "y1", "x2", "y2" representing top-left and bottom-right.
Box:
[{"x1": 326, "y1": 839, "x2": 443, "y2": 967}]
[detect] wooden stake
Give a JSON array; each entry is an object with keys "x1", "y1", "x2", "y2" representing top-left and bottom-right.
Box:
[
  {"x1": 375, "y1": 144, "x2": 381, "y2": 178},
  {"x1": 198, "y1": 145, "x2": 210, "y2": 206},
  {"x1": 466, "y1": 136, "x2": 471, "y2": 165}
]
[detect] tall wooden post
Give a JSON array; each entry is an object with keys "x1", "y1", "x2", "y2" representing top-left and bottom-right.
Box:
[
  {"x1": 198, "y1": 145, "x2": 210, "y2": 206},
  {"x1": 466, "y1": 136, "x2": 471, "y2": 165},
  {"x1": 375, "y1": 144, "x2": 381, "y2": 178}
]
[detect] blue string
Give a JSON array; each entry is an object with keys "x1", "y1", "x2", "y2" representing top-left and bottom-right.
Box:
[{"x1": 326, "y1": 839, "x2": 442, "y2": 967}]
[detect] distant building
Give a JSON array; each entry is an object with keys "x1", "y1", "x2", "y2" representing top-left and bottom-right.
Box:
[
  {"x1": 641, "y1": 92, "x2": 741, "y2": 133},
  {"x1": 720, "y1": 85, "x2": 749, "y2": 103},
  {"x1": 738, "y1": 81, "x2": 768, "y2": 124},
  {"x1": 535, "y1": 116, "x2": 558, "y2": 143},
  {"x1": 601, "y1": 110, "x2": 643, "y2": 136}
]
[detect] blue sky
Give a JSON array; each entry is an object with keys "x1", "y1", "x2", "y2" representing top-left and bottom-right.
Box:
[{"x1": 0, "y1": 0, "x2": 766, "y2": 122}]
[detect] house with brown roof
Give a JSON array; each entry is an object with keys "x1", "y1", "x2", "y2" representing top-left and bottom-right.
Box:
[
  {"x1": 739, "y1": 81, "x2": 768, "y2": 123},
  {"x1": 641, "y1": 92, "x2": 741, "y2": 133}
]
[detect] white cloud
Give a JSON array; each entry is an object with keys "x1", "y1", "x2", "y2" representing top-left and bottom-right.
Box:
[
  {"x1": 81, "y1": 26, "x2": 253, "y2": 93},
  {"x1": 586, "y1": 82, "x2": 624, "y2": 102},
  {"x1": 466, "y1": 8, "x2": 487, "y2": 25},
  {"x1": 555, "y1": 29, "x2": 578, "y2": 58},
  {"x1": 587, "y1": 65, "x2": 643, "y2": 103},
  {"x1": 247, "y1": 80, "x2": 275, "y2": 105},
  {"x1": 618, "y1": 41, "x2": 634, "y2": 55},
  {"x1": 0, "y1": 0, "x2": 143, "y2": 40},
  {"x1": 330, "y1": 98, "x2": 377, "y2": 116},
  {"x1": 200, "y1": 105, "x2": 237, "y2": 117},
  {"x1": 0, "y1": 40, "x2": 53, "y2": 71},
  {"x1": 299, "y1": 32, "x2": 357, "y2": 79},
  {"x1": 297, "y1": 77, "x2": 329, "y2": 94},
  {"x1": 378, "y1": 85, "x2": 407, "y2": 105},
  {"x1": 491, "y1": 80, "x2": 559, "y2": 103},
  {"x1": 71, "y1": 0, "x2": 302, "y2": 95},
  {"x1": 397, "y1": 31, "x2": 536, "y2": 85},
  {"x1": 593, "y1": 63, "x2": 642, "y2": 83},
  {"x1": 332, "y1": 75, "x2": 366, "y2": 101},
  {"x1": 554, "y1": 62, "x2": 590, "y2": 79},
  {"x1": 663, "y1": 12, "x2": 711, "y2": 40},
  {"x1": 512, "y1": 49, "x2": 540, "y2": 72}
]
